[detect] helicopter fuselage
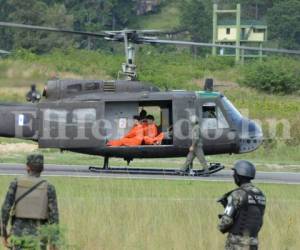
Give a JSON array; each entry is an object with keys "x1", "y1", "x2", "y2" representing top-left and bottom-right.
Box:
[{"x1": 0, "y1": 80, "x2": 263, "y2": 161}]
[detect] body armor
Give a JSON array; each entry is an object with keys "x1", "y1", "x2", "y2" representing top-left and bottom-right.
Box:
[
  {"x1": 229, "y1": 188, "x2": 266, "y2": 238},
  {"x1": 15, "y1": 176, "x2": 48, "y2": 220}
]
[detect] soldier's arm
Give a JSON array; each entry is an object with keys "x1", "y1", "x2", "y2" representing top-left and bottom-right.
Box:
[
  {"x1": 1, "y1": 179, "x2": 17, "y2": 238},
  {"x1": 47, "y1": 184, "x2": 60, "y2": 248},
  {"x1": 191, "y1": 125, "x2": 201, "y2": 147},
  {"x1": 218, "y1": 190, "x2": 245, "y2": 233},
  {"x1": 47, "y1": 184, "x2": 59, "y2": 225}
]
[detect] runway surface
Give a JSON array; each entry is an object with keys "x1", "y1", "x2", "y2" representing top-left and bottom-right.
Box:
[{"x1": 0, "y1": 163, "x2": 299, "y2": 184}]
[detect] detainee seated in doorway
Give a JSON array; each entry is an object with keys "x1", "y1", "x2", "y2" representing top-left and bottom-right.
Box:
[
  {"x1": 107, "y1": 115, "x2": 144, "y2": 146},
  {"x1": 143, "y1": 115, "x2": 164, "y2": 145}
]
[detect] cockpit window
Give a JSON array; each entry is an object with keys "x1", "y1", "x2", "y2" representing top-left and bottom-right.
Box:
[
  {"x1": 202, "y1": 103, "x2": 229, "y2": 129},
  {"x1": 203, "y1": 104, "x2": 217, "y2": 118},
  {"x1": 221, "y1": 96, "x2": 242, "y2": 123}
]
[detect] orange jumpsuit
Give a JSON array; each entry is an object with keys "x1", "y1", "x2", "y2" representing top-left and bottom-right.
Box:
[
  {"x1": 144, "y1": 124, "x2": 158, "y2": 145},
  {"x1": 144, "y1": 124, "x2": 164, "y2": 145},
  {"x1": 107, "y1": 124, "x2": 144, "y2": 146}
]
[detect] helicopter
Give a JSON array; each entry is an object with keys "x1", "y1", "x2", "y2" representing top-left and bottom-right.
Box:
[{"x1": 0, "y1": 21, "x2": 299, "y2": 176}]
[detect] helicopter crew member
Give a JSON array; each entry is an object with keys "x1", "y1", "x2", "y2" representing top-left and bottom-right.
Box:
[
  {"x1": 143, "y1": 115, "x2": 165, "y2": 145},
  {"x1": 0, "y1": 154, "x2": 59, "y2": 250},
  {"x1": 180, "y1": 115, "x2": 209, "y2": 174},
  {"x1": 107, "y1": 115, "x2": 144, "y2": 146},
  {"x1": 139, "y1": 109, "x2": 147, "y2": 121},
  {"x1": 144, "y1": 115, "x2": 158, "y2": 144},
  {"x1": 218, "y1": 160, "x2": 266, "y2": 250}
]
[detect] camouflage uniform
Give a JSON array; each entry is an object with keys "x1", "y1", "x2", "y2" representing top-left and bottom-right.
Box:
[
  {"x1": 181, "y1": 122, "x2": 209, "y2": 172},
  {"x1": 0, "y1": 154, "x2": 59, "y2": 250},
  {"x1": 218, "y1": 183, "x2": 266, "y2": 250}
]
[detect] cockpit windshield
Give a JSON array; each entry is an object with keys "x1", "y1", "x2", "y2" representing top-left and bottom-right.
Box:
[{"x1": 221, "y1": 96, "x2": 243, "y2": 123}]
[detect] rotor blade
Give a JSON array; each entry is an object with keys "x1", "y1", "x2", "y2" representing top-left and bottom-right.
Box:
[
  {"x1": 110, "y1": 29, "x2": 165, "y2": 33},
  {"x1": 0, "y1": 22, "x2": 107, "y2": 38},
  {"x1": 142, "y1": 39, "x2": 300, "y2": 55}
]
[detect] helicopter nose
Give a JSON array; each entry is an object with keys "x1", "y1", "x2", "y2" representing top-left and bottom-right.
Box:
[{"x1": 238, "y1": 119, "x2": 263, "y2": 153}]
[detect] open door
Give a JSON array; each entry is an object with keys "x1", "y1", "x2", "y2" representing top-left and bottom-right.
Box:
[{"x1": 38, "y1": 101, "x2": 104, "y2": 149}]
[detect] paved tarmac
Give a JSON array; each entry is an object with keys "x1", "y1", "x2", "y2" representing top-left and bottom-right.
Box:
[{"x1": 0, "y1": 163, "x2": 300, "y2": 184}]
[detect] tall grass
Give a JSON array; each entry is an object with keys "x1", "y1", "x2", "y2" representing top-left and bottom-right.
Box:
[{"x1": 0, "y1": 176, "x2": 299, "y2": 249}]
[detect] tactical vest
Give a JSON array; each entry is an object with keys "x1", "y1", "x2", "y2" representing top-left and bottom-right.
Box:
[
  {"x1": 229, "y1": 188, "x2": 266, "y2": 238},
  {"x1": 15, "y1": 176, "x2": 48, "y2": 220}
]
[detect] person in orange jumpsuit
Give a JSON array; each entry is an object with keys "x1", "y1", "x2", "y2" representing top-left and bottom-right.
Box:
[
  {"x1": 143, "y1": 115, "x2": 164, "y2": 145},
  {"x1": 107, "y1": 115, "x2": 144, "y2": 146}
]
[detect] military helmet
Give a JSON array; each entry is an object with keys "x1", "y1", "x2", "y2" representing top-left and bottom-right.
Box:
[
  {"x1": 26, "y1": 154, "x2": 44, "y2": 172},
  {"x1": 190, "y1": 115, "x2": 199, "y2": 124},
  {"x1": 232, "y1": 160, "x2": 256, "y2": 179}
]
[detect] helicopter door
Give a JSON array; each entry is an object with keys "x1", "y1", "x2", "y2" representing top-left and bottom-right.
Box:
[
  {"x1": 200, "y1": 101, "x2": 235, "y2": 153},
  {"x1": 38, "y1": 101, "x2": 104, "y2": 148}
]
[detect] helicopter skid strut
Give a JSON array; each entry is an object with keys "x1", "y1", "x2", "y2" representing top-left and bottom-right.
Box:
[{"x1": 88, "y1": 162, "x2": 224, "y2": 177}]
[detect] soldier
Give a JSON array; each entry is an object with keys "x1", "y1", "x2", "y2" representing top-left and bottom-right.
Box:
[
  {"x1": 0, "y1": 154, "x2": 59, "y2": 250},
  {"x1": 180, "y1": 115, "x2": 209, "y2": 175},
  {"x1": 26, "y1": 84, "x2": 41, "y2": 103},
  {"x1": 218, "y1": 160, "x2": 266, "y2": 250}
]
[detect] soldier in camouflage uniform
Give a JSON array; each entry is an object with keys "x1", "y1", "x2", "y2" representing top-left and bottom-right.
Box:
[
  {"x1": 0, "y1": 154, "x2": 59, "y2": 250},
  {"x1": 218, "y1": 160, "x2": 266, "y2": 250},
  {"x1": 180, "y1": 115, "x2": 209, "y2": 175}
]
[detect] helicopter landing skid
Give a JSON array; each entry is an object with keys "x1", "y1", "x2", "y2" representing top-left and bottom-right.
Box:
[{"x1": 88, "y1": 163, "x2": 224, "y2": 177}]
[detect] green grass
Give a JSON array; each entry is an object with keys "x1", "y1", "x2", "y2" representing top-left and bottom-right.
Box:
[
  {"x1": 0, "y1": 144, "x2": 299, "y2": 173},
  {"x1": 0, "y1": 176, "x2": 299, "y2": 249}
]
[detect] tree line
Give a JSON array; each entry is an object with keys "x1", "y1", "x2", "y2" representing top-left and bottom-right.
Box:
[{"x1": 0, "y1": 0, "x2": 299, "y2": 53}]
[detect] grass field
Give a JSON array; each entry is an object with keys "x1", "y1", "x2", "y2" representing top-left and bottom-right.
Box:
[
  {"x1": 0, "y1": 137, "x2": 300, "y2": 172},
  {"x1": 0, "y1": 176, "x2": 299, "y2": 250}
]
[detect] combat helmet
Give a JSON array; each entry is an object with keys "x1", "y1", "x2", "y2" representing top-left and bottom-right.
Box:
[
  {"x1": 232, "y1": 160, "x2": 256, "y2": 179},
  {"x1": 26, "y1": 154, "x2": 44, "y2": 172},
  {"x1": 190, "y1": 115, "x2": 199, "y2": 124}
]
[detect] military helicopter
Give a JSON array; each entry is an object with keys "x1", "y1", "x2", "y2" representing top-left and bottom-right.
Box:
[{"x1": 0, "y1": 21, "x2": 299, "y2": 176}]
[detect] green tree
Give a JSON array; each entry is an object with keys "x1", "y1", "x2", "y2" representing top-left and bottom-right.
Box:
[
  {"x1": 0, "y1": 0, "x2": 14, "y2": 50},
  {"x1": 8, "y1": 0, "x2": 73, "y2": 53},
  {"x1": 217, "y1": 0, "x2": 274, "y2": 19},
  {"x1": 267, "y1": 0, "x2": 300, "y2": 49},
  {"x1": 180, "y1": 0, "x2": 212, "y2": 42},
  {"x1": 64, "y1": 0, "x2": 136, "y2": 49}
]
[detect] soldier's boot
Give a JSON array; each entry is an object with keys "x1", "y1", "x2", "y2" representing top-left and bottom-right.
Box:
[
  {"x1": 202, "y1": 166, "x2": 210, "y2": 176},
  {"x1": 177, "y1": 164, "x2": 191, "y2": 175}
]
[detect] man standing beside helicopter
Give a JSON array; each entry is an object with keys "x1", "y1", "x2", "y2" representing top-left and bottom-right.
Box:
[{"x1": 180, "y1": 115, "x2": 210, "y2": 175}]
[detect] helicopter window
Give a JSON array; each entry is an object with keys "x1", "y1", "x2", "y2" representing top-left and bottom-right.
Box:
[
  {"x1": 85, "y1": 82, "x2": 99, "y2": 91},
  {"x1": 202, "y1": 103, "x2": 229, "y2": 129},
  {"x1": 202, "y1": 103, "x2": 216, "y2": 119},
  {"x1": 72, "y1": 109, "x2": 96, "y2": 123},
  {"x1": 217, "y1": 108, "x2": 229, "y2": 129},
  {"x1": 221, "y1": 96, "x2": 242, "y2": 123},
  {"x1": 67, "y1": 84, "x2": 82, "y2": 93}
]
